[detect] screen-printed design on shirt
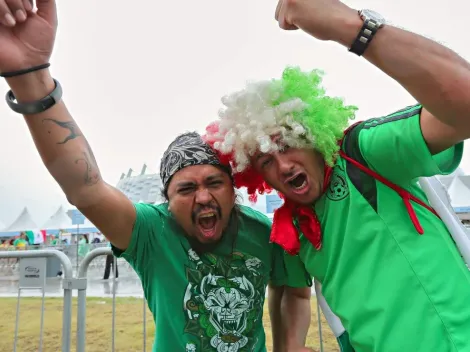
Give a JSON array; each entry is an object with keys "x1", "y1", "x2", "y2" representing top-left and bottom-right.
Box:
[
  {"x1": 183, "y1": 248, "x2": 265, "y2": 351},
  {"x1": 326, "y1": 165, "x2": 350, "y2": 201}
]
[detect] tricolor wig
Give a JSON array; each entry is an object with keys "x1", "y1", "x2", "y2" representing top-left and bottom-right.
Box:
[{"x1": 204, "y1": 67, "x2": 357, "y2": 200}]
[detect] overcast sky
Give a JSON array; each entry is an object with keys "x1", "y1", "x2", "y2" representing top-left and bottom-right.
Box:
[{"x1": 0, "y1": 0, "x2": 469, "y2": 227}]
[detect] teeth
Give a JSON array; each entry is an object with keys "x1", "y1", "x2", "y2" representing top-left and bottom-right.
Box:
[
  {"x1": 291, "y1": 180, "x2": 307, "y2": 190},
  {"x1": 293, "y1": 181, "x2": 307, "y2": 189},
  {"x1": 199, "y1": 213, "x2": 216, "y2": 218}
]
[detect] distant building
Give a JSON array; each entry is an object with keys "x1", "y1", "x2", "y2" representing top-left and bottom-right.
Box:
[{"x1": 115, "y1": 164, "x2": 164, "y2": 204}]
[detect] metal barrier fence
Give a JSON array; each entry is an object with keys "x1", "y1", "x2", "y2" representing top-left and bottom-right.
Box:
[
  {"x1": 0, "y1": 249, "x2": 73, "y2": 352},
  {"x1": 76, "y1": 247, "x2": 149, "y2": 352},
  {"x1": 0, "y1": 243, "x2": 137, "y2": 279}
]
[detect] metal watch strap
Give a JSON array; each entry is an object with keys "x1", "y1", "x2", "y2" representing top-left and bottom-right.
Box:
[
  {"x1": 349, "y1": 19, "x2": 380, "y2": 56},
  {"x1": 6, "y1": 78, "x2": 62, "y2": 115}
]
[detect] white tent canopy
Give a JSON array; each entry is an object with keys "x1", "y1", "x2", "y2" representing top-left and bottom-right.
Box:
[
  {"x1": 4, "y1": 207, "x2": 38, "y2": 232},
  {"x1": 0, "y1": 220, "x2": 5, "y2": 231},
  {"x1": 42, "y1": 205, "x2": 74, "y2": 230}
]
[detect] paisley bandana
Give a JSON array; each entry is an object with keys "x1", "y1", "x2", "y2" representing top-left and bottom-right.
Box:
[{"x1": 160, "y1": 132, "x2": 230, "y2": 189}]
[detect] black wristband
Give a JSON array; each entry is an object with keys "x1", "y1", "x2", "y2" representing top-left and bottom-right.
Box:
[
  {"x1": 349, "y1": 19, "x2": 380, "y2": 56},
  {"x1": 0, "y1": 63, "x2": 51, "y2": 78},
  {"x1": 6, "y1": 78, "x2": 62, "y2": 115}
]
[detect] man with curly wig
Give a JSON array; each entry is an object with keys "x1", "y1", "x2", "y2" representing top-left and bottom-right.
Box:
[{"x1": 204, "y1": 1, "x2": 470, "y2": 351}]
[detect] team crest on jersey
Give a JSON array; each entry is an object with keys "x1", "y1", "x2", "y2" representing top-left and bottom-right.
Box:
[
  {"x1": 326, "y1": 165, "x2": 349, "y2": 201},
  {"x1": 182, "y1": 249, "x2": 266, "y2": 351}
]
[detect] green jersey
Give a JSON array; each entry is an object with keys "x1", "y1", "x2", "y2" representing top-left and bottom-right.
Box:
[
  {"x1": 113, "y1": 203, "x2": 295, "y2": 352},
  {"x1": 287, "y1": 105, "x2": 470, "y2": 351}
]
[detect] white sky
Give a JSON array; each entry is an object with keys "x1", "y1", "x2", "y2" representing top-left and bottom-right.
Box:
[{"x1": 0, "y1": 0, "x2": 469, "y2": 227}]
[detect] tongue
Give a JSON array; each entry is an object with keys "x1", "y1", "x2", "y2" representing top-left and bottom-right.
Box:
[{"x1": 199, "y1": 216, "x2": 216, "y2": 230}]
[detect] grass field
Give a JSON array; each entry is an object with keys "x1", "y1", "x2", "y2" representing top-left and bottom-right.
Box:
[{"x1": 0, "y1": 297, "x2": 338, "y2": 351}]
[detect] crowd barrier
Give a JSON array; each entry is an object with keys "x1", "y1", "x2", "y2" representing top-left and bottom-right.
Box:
[
  {"x1": 0, "y1": 243, "x2": 137, "y2": 278},
  {"x1": 0, "y1": 247, "x2": 325, "y2": 351},
  {"x1": 0, "y1": 249, "x2": 73, "y2": 352}
]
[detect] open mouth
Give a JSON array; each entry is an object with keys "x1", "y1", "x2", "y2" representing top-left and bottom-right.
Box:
[
  {"x1": 197, "y1": 212, "x2": 218, "y2": 238},
  {"x1": 288, "y1": 173, "x2": 307, "y2": 190}
]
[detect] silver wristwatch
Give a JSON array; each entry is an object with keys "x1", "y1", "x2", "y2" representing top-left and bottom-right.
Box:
[{"x1": 349, "y1": 9, "x2": 386, "y2": 56}]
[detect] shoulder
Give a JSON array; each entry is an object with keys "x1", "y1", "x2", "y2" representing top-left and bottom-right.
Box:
[
  {"x1": 134, "y1": 202, "x2": 170, "y2": 217},
  {"x1": 133, "y1": 202, "x2": 172, "y2": 231},
  {"x1": 344, "y1": 105, "x2": 422, "y2": 143}
]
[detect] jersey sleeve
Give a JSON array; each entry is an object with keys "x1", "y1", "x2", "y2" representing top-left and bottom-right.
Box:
[
  {"x1": 343, "y1": 104, "x2": 464, "y2": 185},
  {"x1": 283, "y1": 252, "x2": 312, "y2": 288},
  {"x1": 111, "y1": 203, "x2": 164, "y2": 274}
]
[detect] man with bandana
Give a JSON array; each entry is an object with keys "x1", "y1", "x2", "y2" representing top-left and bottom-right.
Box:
[
  {"x1": 203, "y1": 1, "x2": 470, "y2": 352},
  {"x1": 0, "y1": 1, "x2": 312, "y2": 351}
]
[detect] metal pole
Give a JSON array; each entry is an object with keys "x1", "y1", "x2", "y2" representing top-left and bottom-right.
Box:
[
  {"x1": 112, "y1": 256, "x2": 116, "y2": 352},
  {"x1": 39, "y1": 286, "x2": 46, "y2": 352},
  {"x1": 76, "y1": 288, "x2": 87, "y2": 352},
  {"x1": 76, "y1": 225, "x2": 80, "y2": 270},
  {"x1": 317, "y1": 298, "x2": 324, "y2": 352},
  {"x1": 0, "y1": 250, "x2": 74, "y2": 352},
  {"x1": 13, "y1": 288, "x2": 21, "y2": 352},
  {"x1": 77, "y1": 247, "x2": 113, "y2": 352},
  {"x1": 143, "y1": 298, "x2": 147, "y2": 352}
]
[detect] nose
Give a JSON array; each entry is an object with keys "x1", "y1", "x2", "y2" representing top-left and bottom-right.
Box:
[
  {"x1": 195, "y1": 187, "x2": 213, "y2": 205},
  {"x1": 275, "y1": 153, "x2": 295, "y2": 176}
]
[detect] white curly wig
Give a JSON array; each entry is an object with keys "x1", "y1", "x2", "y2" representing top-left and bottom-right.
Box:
[{"x1": 212, "y1": 82, "x2": 318, "y2": 172}]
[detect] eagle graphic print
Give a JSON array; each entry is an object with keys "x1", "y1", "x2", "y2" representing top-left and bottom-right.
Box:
[{"x1": 183, "y1": 249, "x2": 266, "y2": 352}]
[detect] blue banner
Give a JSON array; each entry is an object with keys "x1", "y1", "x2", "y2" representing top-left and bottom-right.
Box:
[
  {"x1": 266, "y1": 194, "x2": 284, "y2": 214},
  {"x1": 69, "y1": 209, "x2": 86, "y2": 225},
  {"x1": 454, "y1": 206, "x2": 470, "y2": 213}
]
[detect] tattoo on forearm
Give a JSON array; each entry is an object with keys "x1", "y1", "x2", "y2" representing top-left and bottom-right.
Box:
[
  {"x1": 42, "y1": 118, "x2": 82, "y2": 144},
  {"x1": 75, "y1": 147, "x2": 100, "y2": 186},
  {"x1": 43, "y1": 117, "x2": 101, "y2": 186}
]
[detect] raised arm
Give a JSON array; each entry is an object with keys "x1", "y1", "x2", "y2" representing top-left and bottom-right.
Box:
[
  {"x1": 0, "y1": 0, "x2": 135, "y2": 250},
  {"x1": 276, "y1": 0, "x2": 470, "y2": 154}
]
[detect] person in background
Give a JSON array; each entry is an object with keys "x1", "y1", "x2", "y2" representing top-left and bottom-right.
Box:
[
  {"x1": 47, "y1": 234, "x2": 58, "y2": 246},
  {"x1": 13, "y1": 232, "x2": 28, "y2": 250},
  {"x1": 78, "y1": 234, "x2": 90, "y2": 259},
  {"x1": 103, "y1": 240, "x2": 118, "y2": 280}
]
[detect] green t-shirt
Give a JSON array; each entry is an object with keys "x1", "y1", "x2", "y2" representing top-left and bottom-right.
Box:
[
  {"x1": 13, "y1": 238, "x2": 27, "y2": 248},
  {"x1": 113, "y1": 203, "x2": 299, "y2": 352},
  {"x1": 286, "y1": 105, "x2": 470, "y2": 352}
]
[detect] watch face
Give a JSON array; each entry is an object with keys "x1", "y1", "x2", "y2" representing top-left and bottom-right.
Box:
[{"x1": 361, "y1": 9, "x2": 386, "y2": 24}]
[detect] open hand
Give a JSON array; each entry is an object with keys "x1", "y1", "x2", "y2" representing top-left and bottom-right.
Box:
[{"x1": 0, "y1": 0, "x2": 57, "y2": 73}]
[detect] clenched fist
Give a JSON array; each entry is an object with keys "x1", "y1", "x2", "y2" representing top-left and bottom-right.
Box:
[
  {"x1": 275, "y1": 0, "x2": 360, "y2": 43},
  {"x1": 0, "y1": 0, "x2": 57, "y2": 73}
]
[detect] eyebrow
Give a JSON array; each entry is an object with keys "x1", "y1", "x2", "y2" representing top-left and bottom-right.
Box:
[
  {"x1": 205, "y1": 173, "x2": 225, "y2": 182},
  {"x1": 175, "y1": 173, "x2": 225, "y2": 188},
  {"x1": 176, "y1": 181, "x2": 196, "y2": 188},
  {"x1": 256, "y1": 152, "x2": 271, "y2": 162}
]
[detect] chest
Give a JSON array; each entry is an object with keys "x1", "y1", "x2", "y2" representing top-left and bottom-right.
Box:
[
  {"x1": 143, "y1": 235, "x2": 272, "y2": 351},
  {"x1": 298, "y1": 163, "x2": 439, "y2": 282}
]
